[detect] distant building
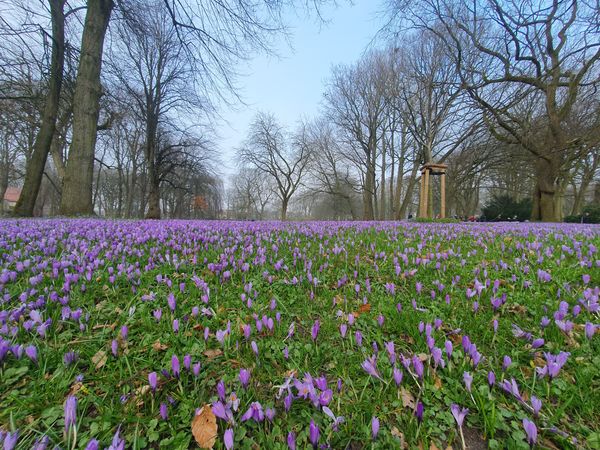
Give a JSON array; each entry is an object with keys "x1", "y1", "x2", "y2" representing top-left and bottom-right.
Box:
[{"x1": 3, "y1": 187, "x2": 21, "y2": 211}]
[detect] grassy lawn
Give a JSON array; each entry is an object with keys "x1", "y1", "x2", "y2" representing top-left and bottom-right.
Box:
[{"x1": 0, "y1": 220, "x2": 598, "y2": 449}]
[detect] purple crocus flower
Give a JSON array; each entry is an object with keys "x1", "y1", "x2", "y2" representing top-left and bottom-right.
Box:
[
  {"x1": 385, "y1": 341, "x2": 396, "y2": 364},
  {"x1": 412, "y1": 355, "x2": 424, "y2": 379},
  {"x1": 183, "y1": 354, "x2": 191, "y2": 370},
  {"x1": 212, "y1": 401, "x2": 234, "y2": 423},
  {"x1": 193, "y1": 362, "x2": 201, "y2": 376},
  {"x1": 393, "y1": 367, "x2": 403, "y2": 386},
  {"x1": 3, "y1": 431, "x2": 19, "y2": 450},
  {"x1": 171, "y1": 355, "x2": 180, "y2": 378},
  {"x1": 322, "y1": 406, "x2": 345, "y2": 431},
  {"x1": 160, "y1": 402, "x2": 168, "y2": 420},
  {"x1": 502, "y1": 355, "x2": 512, "y2": 371},
  {"x1": 167, "y1": 293, "x2": 176, "y2": 312},
  {"x1": 32, "y1": 435, "x2": 50, "y2": 450},
  {"x1": 251, "y1": 340, "x2": 259, "y2": 356},
  {"x1": 450, "y1": 403, "x2": 468, "y2": 427},
  {"x1": 371, "y1": 416, "x2": 380, "y2": 439},
  {"x1": 585, "y1": 323, "x2": 596, "y2": 340},
  {"x1": 242, "y1": 324, "x2": 251, "y2": 340},
  {"x1": 85, "y1": 439, "x2": 100, "y2": 450},
  {"x1": 536, "y1": 351, "x2": 570, "y2": 379},
  {"x1": 309, "y1": 419, "x2": 320, "y2": 448},
  {"x1": 25, "y1": 345, "x2": 37, "y2": 363},
  {"x1": 111, "y1": 339, "x2": 118, "y2": 357},
  {"x1": 64, "y1": 351, "x2": 78, "y2": 366},
  {"x1": 431, "y1": 347, "x2": 444, "y2": 368},
  {"x1": 172, "y1": 319, "x2": 179, "y2": 333},
  {"x1": 463, "y1": 371, "x2": 473, "y2": 392},
  {"x1": 224, "y1": 428, "x2": 234, "y2": 450},
  {"x1": 311, "y1": 320, "x2": 320, "y2": 341},
  {"x1": 488, "y1": 371, "x2": 496, "y2": 386},
  {"x1": 355, "y1": 331, "x2": 363, "y2": 347},
  {"x1": 64, "y1": 395, "x2": 77, "y2": 432},
  {"x1": 239, "y1": 368, "x2": 251, "y2": 388},
  {"x1": 445, "y1": 340, "x2": 453, "y2": 360},
  {"x1": 340, "y1": 323, "x2": 347, "y2": 338},
  {"x1": 531, "y1": 396, "x2": 542, "y2": 417},
  {"x1": 153, "y1": 309, "x2": 162, "y2": 322},
  {"x1": 284, "y1": 393, "x2": 293, "y2": 411},
  {"x1": 531, "y1": 338, "x2": 544, "y2": 349},
  {"x1": 523, "y1": 419, "x2": 537, "y2": 446},
  {"x1": 266, "y1": 407, "x2": 276, "y2": 421},
  {"x1": 241, "y1": 402, "x2": 265, "y2": 422},
  {"x1": 361, "y1": 355, "x2": 382, "y2": 380},
  {"x1": 287, "y1": 431, "x2": 296, "y2": 450},
  {"x1": 217, "y1": 380, "x2": 226, "y2": 401},
  {"x1": 120, "y1": 325, "x2": 128, "y2": 340},
  {"x1": 415, "y1": 401, "x2": 424, "y2": 422},
  {"x1": 148, "y1": 372, "x2": 158, "y2": 392}
]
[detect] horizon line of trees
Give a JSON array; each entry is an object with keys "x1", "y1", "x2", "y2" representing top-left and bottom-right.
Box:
[{"x1": 1, "y1": 0, "x2": 599, "y2": 222}]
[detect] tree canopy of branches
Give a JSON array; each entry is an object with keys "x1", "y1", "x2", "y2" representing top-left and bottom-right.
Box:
[
  {"x1": 238, "y1": 112, "x2": 312, "y2": 220},
  {"x1": 386, "y1": 0, "x2": 600, "y2": 221}
]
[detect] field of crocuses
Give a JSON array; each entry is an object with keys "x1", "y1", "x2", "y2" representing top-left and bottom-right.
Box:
[{"x1": 0, "y1": 219, "x2": 599, "y2": 449}]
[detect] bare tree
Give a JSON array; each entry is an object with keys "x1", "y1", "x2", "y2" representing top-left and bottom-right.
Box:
[
  {"x1": 324, "y1": 51, "x2": 391, "y2": 219},
  {"x1": 386, "y1": 0, "x2": 600, "y2": 221},
  {"x1": 238, "y1": 112, "x2": 312, "y2": 220}
]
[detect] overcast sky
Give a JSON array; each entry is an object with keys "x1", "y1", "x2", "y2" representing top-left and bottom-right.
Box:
[{"x1": 216, "y1": 0, "x2": 386, "y2": 177}]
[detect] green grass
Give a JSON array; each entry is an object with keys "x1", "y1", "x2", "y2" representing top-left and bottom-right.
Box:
[{"x1": 0, "y1": 220, "x2": 598, "y2": 449}]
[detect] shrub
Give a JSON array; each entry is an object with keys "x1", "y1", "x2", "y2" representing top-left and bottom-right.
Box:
[
  {"x1": 564, "y1": 205, "x2": 600, "y2": 224},
  {"x1": 482, "y1": 195, "x2": 532, "y2": 222}
]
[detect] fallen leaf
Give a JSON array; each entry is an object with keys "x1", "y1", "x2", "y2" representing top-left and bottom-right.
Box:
[
  {"x1": 203, "y1": 349, "x2": 223, "y2": 359},
  {"x1": 358, "y1": 303, "x2": 371, "y2": 313},
  {"x1": 433, "y1": 375, "x2": 443, "y2": 390},
  {"x1": 92, "y1": 350, "x2": 107, "y2": 369},
  {"x1": 152, "y1": 340, "x2": 168, "y2": 351},
  {"x1": 430, "y1": 443, "x2": 441, "y2": 450},
  {"x1": 192, "y1": 404, "x2": 217, "y2": 449},
  {"x1": 68, "y1": 382, "x2": 84, "y2": 395},
  {"x1": 400, "y1": 387, "x2": 415, "y2": 409},
  {"x1": 391, "y1": 427, "x2": 407, "y2": 448},
  {"x1": 417, "y1": 353, "x2": 429, "y2": 362}
]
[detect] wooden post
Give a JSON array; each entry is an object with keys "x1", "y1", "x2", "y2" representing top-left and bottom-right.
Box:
[
  {"x1": 419, "y1": 171, "x2": 425, "y2": 218},
  {"x1": 423, "y1": 167, "x2": 430, "y2": 218},
  {"x1": 440, "y1": 171, "x2": 446, "y2": 219}
]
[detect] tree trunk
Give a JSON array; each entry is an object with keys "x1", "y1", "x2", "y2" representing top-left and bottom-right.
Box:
[
  {"x1": 14, "y1": 0, "x2": 65, "y2": 217},
  {"x1": 398, "y1": 164, "x2": 419, "y2": 219},
  {"x1": 531, "y1": 156, "x2": 560, "y2": 222},
  {"x1": 146, "y1": 164, "x2": 161, "y2": 219},
  {"x1": 60, "y1": 0, "x2": 113, "y2": 216},
  {"x1": 380, "y1": 133, "x2": 387, "y2": 220},
  {"x1": 280, "y1": 197, "x2": 289, "y2": 221}
]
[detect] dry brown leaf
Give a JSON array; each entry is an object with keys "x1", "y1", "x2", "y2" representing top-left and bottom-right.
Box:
[
  {"x1": 192, "y1": 404, "x2": 217, "y2": 449},
  {"x1": 358, "y1": 303, "x2": 371, "y2": 313},
  {"x1": 541, "y1": 439, "x2": 562, "y2": 450},
  {"x1": 203, "y1": 349, "x2": 223, "y2": 359},
  {"x1": 400, "y1": 387, "x2": 416, "y2": 409},
  {"x1": 430, "y1": 442, "x2": 441, "y2": 450},
  {"x1": 433, "y1": 375, "x2": 443, "y2": 390},
  {"x1": 69, "y1": 382, "x2": 84, "y2": 395},
  {"x1": 400, "y1": 334, "x2": 415, "y2": 345},
  {"x1": 92, "y1": 350, "x2": 107, "y2": 369},
  {"x1": 418, "y1": 441, "x2": 425, "y2": 450},
  {"x1": 152, "y1": 340, "x2": 168, "y2": 352},
  {"x1": 417, "y1": 353, "x2": 429, "y2": 362},
  {"x1": 391, "y1": 427, "x2": 407, "y2": 448}
]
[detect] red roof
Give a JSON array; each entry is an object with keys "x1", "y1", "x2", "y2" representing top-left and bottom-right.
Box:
[{"x1": 4, "y1": 187, "x2": 21, "y2": 203}]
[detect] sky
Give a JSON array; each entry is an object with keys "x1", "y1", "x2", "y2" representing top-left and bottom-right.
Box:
[{"x1": 217, "y1": 0, "x2": 387, "y2": 177}]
